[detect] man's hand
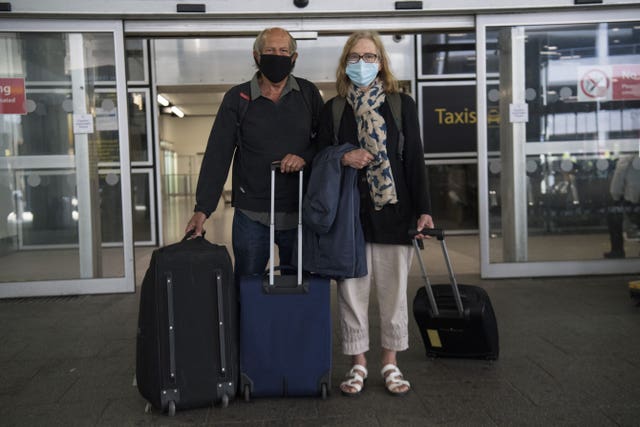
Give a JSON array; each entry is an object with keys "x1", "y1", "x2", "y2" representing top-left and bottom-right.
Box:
[
  {"x1": 414, "y1": 214, "x2": 435, "y2": 240},
  {"x1": 341, "y1": 148, "x2": 374, "y2": 169},
  {"x1": 185, "y1": 211, "x2": 207, "y2": 238},
  {"x1": 280, "y1": 154, "x2": 306, "y2": 173}
]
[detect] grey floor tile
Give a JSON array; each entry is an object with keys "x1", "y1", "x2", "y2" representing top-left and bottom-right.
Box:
[{"x1": 2, "y1": 401, "x2": 104, "y2": 427}]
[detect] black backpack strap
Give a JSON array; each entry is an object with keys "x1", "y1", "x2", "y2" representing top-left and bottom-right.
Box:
[
  {"x1": 297, "y1": 79, "x2": 312, "y2": 115},
  {"x1": 331, "y1": 96, "x2": 346, "y2": 145},
  {"x1": 387, "y1": 92, "x2": 404, "y2": 161},
  {"x1": 296, "y1": 78, "x2": 319, "y2": 140},
  {"x1": 235, "y1": 82, "x2": 251, "y2": 148}
]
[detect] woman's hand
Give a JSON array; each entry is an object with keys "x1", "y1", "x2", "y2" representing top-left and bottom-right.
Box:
[
  {"x1": 414, "y1": 214, "x2": 434, "y2": 239},
  {"x1": 341, "y1": 148, "x2": 374, "y2": 169}
]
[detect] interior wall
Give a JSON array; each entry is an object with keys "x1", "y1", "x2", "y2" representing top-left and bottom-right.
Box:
[
  {"x1": 159, "y1": 115, "x2": 211, "y2": 157},
  {"x1": 153, "y1": 35, "x2": 414, "y2": 88},
  {"x1": 158, "y1": 114, "x2": 224, "y2": 198}
]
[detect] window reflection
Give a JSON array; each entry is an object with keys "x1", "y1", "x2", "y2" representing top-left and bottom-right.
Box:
[
  {"x1": 125, "y1": 38, "x2": 147, "y2": 83},
  {"x1": 18, "y1": 171, "x2": 78, "y2": 246},
  {"x1": 0, "y1": 30, "x2": 128, "y2": 283},
  {"x1": 100, "y1": 170, "x2": 152, "y2": 244},
  {"x1": 19, "y1": 90, "x2": 72, "y2": 156},
  {"x1": 523, "y1": 22, "x2": 640, "y2": 143},
  {"x1": 486, "y1": 20, "x2": 640, "y2": 264},
  {"x1": 93, "y1": 91, "x2": 120, "y2": 163},
  {"x1": 420, "y1": 31, "x2": 499, "y2": 77},
  {"x1": 427, "y1": 163, "x2": 478, "y2": 230},
  {"x1": 128, "y1": 90, "x2": 150, "y2": 163}
]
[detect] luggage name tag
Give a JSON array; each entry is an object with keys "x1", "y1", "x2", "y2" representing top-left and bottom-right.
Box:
[{"x1": 427, "y1": 329, "x2": 442, "y2": 348}]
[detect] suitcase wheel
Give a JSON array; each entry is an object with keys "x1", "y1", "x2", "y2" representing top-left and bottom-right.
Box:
[
  {"x1": 243, "y1": 384, "x2": 251, "y2": 402},
  {"x1": 321, "y1": 383, "x2": 328, "y2": 400},
  {"x1": 167, "y1": 400, "x2": 176, "y2": 417},
  {"x1": 220, "y1": 394, "x2": 229, "y2": 408}
]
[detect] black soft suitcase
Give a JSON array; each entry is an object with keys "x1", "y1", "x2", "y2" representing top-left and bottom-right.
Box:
[
  {"x1": 136, "y1": 233, "x2": 238, "y2": 415},
  {"x1": 412, "y1": 228, "x2": 499, "y2": 360}
]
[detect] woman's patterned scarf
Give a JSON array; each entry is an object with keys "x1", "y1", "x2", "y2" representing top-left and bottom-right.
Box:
[{"x1": 347, "y1": 79, "x2": 398, "y2": 210}]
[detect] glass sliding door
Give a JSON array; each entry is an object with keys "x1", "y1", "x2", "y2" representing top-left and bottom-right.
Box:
[
  {"x1": 477, "y1": 9, "x2": 640, "y2": 278},
  {"x1": 0, "y1": 20, "x2": 134, "y2": 297},
  {"x1": 416, "y1": 28, "x2": 489, "y2": 232}
]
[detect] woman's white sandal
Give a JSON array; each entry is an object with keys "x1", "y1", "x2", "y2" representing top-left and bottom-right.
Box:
[
  {"x1": 340, "y1": 364, "x2": 368, "y2": 397},
  {"x1": 381, "y1": 364, "x2": 410, "y2": 397}
]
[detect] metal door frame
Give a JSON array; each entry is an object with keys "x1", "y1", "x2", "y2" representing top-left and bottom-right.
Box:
[
  {"x1": 0, "y1": 19, "x2": 135, "y2": 297},
  {"x1": 476, "y1": 7, "x2": 640, "y2": 278}
]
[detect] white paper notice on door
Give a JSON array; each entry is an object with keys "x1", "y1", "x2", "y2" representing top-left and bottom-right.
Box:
[
  {"x1": 509, "y1": 103, "x2": 529, "y2": 123},
  {"x1": 73, "y1": 113, "x2": 94, "y2": 134}
]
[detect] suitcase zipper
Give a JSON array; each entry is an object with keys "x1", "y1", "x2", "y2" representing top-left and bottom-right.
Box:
[
  {"x1": 215, "y1": 270, "x2": 227, "y2": 377},
  {"x1": 166, "y1": 273, "x2": 177, "y2": 384}
]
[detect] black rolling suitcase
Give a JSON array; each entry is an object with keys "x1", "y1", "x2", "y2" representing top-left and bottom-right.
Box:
[
  {"x1": 136, "y1": 233, "x2": 238, "y2": 415},
  {"x1": 412, "y1": 229, "x2": 499, "y2": 360}
]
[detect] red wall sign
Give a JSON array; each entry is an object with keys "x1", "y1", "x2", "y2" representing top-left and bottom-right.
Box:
[
  {"x1": 578, "y1": 65, "x2": 640, "y2": 102},
  {"x1": 612, "y1": 64, "x2": 640, "y2": 101},
  {"x1": 0, "y1": 78, "x2": 27, "y2": 115}
]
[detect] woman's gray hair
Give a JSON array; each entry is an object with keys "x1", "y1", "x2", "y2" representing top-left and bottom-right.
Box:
[{"x1": 253, "y1": 27, "x2": 297, "y2": 55}]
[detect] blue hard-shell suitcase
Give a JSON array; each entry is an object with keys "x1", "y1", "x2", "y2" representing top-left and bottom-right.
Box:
[{"x1": 239, "y1": 163, "x2": 331, "y2": 400}]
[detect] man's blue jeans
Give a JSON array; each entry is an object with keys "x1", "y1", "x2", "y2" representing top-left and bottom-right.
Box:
[{"x1": 232, "y1": 209, "x2": 296, "y2": 281}]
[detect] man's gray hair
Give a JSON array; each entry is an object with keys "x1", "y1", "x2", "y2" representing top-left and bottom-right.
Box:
[{"x1": 253, "y1": 27, "x2": 297, "y2": 55}]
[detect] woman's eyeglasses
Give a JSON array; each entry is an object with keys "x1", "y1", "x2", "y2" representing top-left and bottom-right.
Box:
[{"x1": 346, "y1": 53, "x2": 379, "y2": 64}]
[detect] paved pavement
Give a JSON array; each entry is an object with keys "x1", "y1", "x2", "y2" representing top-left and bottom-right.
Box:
[{"x1": 1, "y1": 243, "x2": 639, "y2": 426}]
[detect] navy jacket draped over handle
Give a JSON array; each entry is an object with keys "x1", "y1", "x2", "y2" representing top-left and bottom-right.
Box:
[{"x1": 299, "y1": 143, "x2": 367, "y2": 279}]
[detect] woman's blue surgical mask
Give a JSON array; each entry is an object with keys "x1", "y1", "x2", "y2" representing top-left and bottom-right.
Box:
[{"x1": 345, "y1": 60, "x2": 379, "y2": 88}]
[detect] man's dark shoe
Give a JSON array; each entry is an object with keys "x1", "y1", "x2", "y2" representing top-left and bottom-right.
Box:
[{"x1": 603, "y1": 250, "x2": 625, "y2": 259}]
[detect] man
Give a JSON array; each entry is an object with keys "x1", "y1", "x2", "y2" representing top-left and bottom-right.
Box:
[
  {"x1": 604, "y1": 153, "x2": 640, "y2": 259},
  {"x1": 185, "y1": 27, "x2": 324, "y2": 278}
]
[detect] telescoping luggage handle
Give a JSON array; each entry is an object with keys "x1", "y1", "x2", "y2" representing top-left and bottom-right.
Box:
[
  {"x1": 410, "y1": 228, "x2": 464, "y2": 317},
  {"x1": 268, "y1": 161, "x2": 303, "y2": 288}
]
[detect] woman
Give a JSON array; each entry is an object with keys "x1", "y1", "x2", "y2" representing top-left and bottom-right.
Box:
[{"x1": 316, "y1": 31, "x2": 433, "y2": 397}]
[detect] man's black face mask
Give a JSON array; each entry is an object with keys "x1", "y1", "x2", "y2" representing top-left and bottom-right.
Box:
[{"x1": 259, "y1": 54, "x2": 294, "y2": 83}]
